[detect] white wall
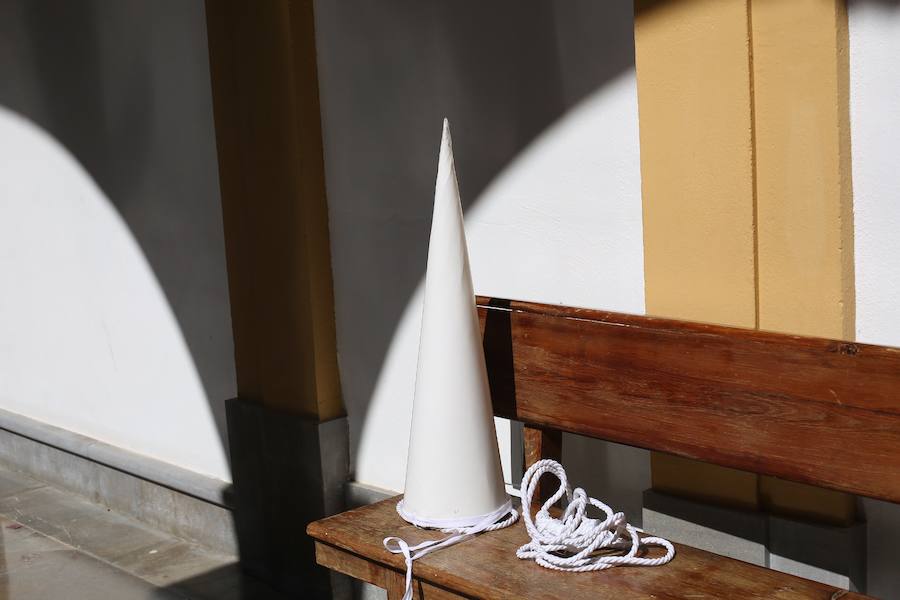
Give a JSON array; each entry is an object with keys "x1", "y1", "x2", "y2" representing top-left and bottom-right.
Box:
[
  {"x1": 317, "y1": 0, "x2": 648, "y2": 516},
  {"x1": 848, "y1": 2, "x2": 900, "y2": 596},
  {"x1": 3, "y1": 5, "x2": 892, "y2": 588},
  {"x1": 850, "y1": 1, "x2": 900, "y2": 349},
  {"x1": 322, "y1": 5, "x2": 900, "y2": 593},
  {"x1": 0, "y1": 1, "x2": 234, "y2": 482}
]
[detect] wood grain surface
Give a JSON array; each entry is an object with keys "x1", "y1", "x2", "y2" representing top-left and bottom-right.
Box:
[
  {"x1": 308, "y1": 497, "x2": 869, "y2": 599},
  {"x1": 477, "y1": 297, "x2": 900, "y2": 503},
  {"x1": 308, "y1": 296, "x2": 892, "y2": 597},
  {"x1": 523, "y1": 426, "x2": 562, "y2": 502}
]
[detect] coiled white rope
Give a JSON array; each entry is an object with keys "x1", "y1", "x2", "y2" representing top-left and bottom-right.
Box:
[
  {"x1": 517, "y1": 459, "x2": 675, "y2": 572},
  {"x1": 383, "y1": 459, "x2": 674, "y2": 599},
  {"x1": 384, "y1": 501, "x2": 519, "y2": 600}
]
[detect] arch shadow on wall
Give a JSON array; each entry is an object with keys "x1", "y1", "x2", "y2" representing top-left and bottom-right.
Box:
[{"x1": 3, "y1": 0, "x2": 900, "y2": 598}]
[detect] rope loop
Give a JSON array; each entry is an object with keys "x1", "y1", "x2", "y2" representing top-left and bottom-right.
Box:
[
  {"x1": 516, "y1": 459, "x2": 675, "y2": 572},
  {"x1": 384, "y1": 501, "x2": 519, "y2": 600},
  {"x1": 384, "y1": 459, "x2": 675, "y2": 599}
]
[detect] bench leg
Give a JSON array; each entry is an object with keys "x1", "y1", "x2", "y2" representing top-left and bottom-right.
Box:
[
  {"x1": 524, "y1": 425, "x2": 562, "y2": 501},
  {"x1": 385, "y1": 570, "x2": 410, "y2": 600},
  {"x1": 316, "y1": 540, "x2": 467, "y2": 599}
]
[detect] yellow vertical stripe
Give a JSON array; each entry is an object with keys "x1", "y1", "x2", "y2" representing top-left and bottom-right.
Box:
[
  {"x1": 635, "y1": 0, "x2": 760, "y2": 509},
  {"x1": 206, "y1": 0, "x2": 344, "y2": 421},
  {"x1": 750, "y1": 0, "x2": 855, "y2": 524},
  {"x1": 636, "y1": 0, "x2": 758, "y2": 329},
  {"x1": 637, "y1": 0, "x2": 856, "y2": 521}
]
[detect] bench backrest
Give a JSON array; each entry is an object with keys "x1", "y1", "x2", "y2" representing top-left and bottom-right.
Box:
[{"x1": 477, "y1": 297, "x2": 900, "y2": 504}]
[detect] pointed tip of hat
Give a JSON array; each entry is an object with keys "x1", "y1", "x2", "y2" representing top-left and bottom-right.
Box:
[
  {"x1": 436, "y1": 118, "x2": 454, "y2": 181},
  {"x1": 440, "y1": 118, "x2": 452, "y2": 151}
]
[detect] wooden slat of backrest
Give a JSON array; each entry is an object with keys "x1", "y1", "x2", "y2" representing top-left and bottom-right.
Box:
[{"x1": 477, "y1": 297, "x2": 900, "y2": 503}]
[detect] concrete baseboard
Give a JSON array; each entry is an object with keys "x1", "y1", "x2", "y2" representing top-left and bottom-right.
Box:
[
  {"x1": 642, "y1": 488, "x2": 866, "y2": 592},
  {"x1": 0, "y1": 403, "x2": 356, "y2": 598},
  {"x1": 0, "y1": 407, "x2": 237, "y2": 554},
  {"x1": 344, "y1": 480, "x2": 395, "y2": 600},
  {"x1": 643, "y1": 488, "x2": 767, "y2": 565},
  {"x1": 768, "y1": 513, "x2": 866, "y2": 592},
  {"x1": 226, "y1": 398, "x2": 350, "y2": 599},
  {"x1": 346, "y1": 480, "x2": 395, "y2": 508}
]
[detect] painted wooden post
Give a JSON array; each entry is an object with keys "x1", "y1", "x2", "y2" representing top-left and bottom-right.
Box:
[{"x1": 205, "y1": 1, "x2": 346, "y2": 597}]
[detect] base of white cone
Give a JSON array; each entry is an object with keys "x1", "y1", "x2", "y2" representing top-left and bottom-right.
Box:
[
  {"x1": 397, "y1": 498, "x2": 515, "y2": 530},
  {"x1": 386, "y1": 497, "x2": 519, "y2": 600}
]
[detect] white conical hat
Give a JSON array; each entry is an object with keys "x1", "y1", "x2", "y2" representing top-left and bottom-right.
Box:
[{"x1": 400, "y1": 119, "x2": 510, "y2": 527}]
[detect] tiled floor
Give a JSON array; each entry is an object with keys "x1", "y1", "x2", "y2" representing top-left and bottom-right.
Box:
[{"x1": 0, "y1": 465, "x2": 286, "y2": 599}]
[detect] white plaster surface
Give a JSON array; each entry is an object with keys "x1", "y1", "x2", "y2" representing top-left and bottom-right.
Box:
[
  {"x1": 850, "y1": 1, "x2": 900, "y2": 350},
  {"x1": 0, "y1": 108, "x2": 230, "y2": 482},
  {"x1": 317, "y1": 1, "x2": 645, "y2": 494},
  {"x1": 0, "y1": 1, "x2": 234, "y2": 482},
  {"x1": 849, "y1": 3, "x2": 900, "y2": 596}
]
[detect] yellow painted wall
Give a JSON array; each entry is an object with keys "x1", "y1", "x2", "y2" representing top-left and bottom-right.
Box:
[
  {"x1": 206, "y1": 0, "x2": 344, "y2": 421},
  {"x1": 750, "y1": 0, "x2": 855, "y2": 524},
  {"x1": 636, "y1": 0, "x2": 758, "y2": 330},
  {"x1": 636, "y1": 0, "x2": 855, "y2": 522},
  {"x1": 635, "y1": 0, "x2": 759, "y2": 509}
]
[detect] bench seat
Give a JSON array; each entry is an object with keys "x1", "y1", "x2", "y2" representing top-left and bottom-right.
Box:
[{"x1": 307, "y1": 496, "x2": 868, "y2": 600}]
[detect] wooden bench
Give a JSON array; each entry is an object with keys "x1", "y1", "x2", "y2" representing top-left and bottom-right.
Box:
[{"x1": 308, "y1": 297, "x2": 900, "y2": 599}]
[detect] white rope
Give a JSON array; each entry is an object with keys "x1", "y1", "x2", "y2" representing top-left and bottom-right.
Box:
[
  {"x1": 395, "y1": 498, "x2": 516, "y2": 530},
  {"x1": 384, "y1": 501, "x2": 519, "y2": 600},
  {"x1": 516, "y1": 459, "x2": 675, "y2": 572},
  {"x1": 383, "y1": 459, "x2": 674, "y2": 599}
]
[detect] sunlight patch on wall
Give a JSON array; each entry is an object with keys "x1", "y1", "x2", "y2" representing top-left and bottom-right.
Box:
[
  {"x1": 850, "y1": 1, "x2": 900, "y2": 349},
  {"x1": 0, "y1": 107, "x2": 230, "y2": 482}
]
